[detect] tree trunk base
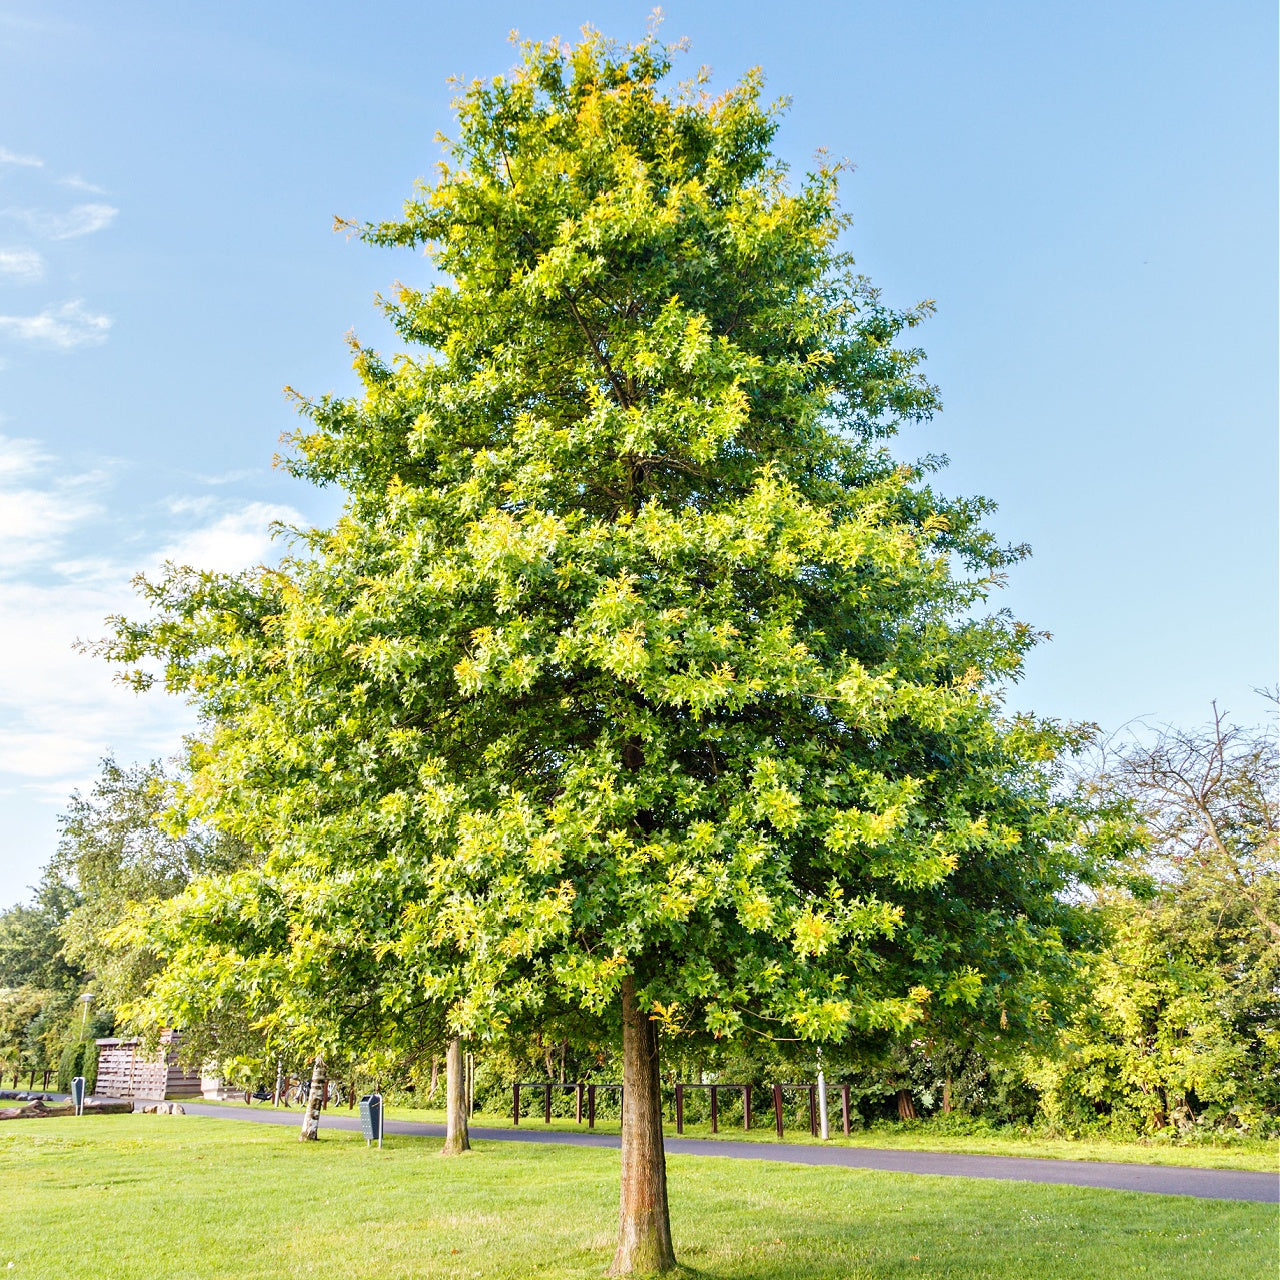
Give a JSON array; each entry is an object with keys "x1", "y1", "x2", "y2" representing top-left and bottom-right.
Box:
[
  {"x1": 440, "y1": 1036, "x2": 471, "y2": 1156},
  {"x1": 609, "y1": 976, "x2": 676, "y2": 1275},
  {"x1": 299, "y1": 1055, "x2": 326, "y2": 1141}
]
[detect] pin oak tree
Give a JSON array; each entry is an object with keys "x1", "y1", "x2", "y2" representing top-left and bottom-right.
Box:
[{"x1": 103, "y1": 26, "x2": 1118, "y2": 1275}]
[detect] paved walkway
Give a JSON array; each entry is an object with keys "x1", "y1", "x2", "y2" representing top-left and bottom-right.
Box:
[{"x1": 169, "y1": 1102, "x2": 1276, "y2": 1202}]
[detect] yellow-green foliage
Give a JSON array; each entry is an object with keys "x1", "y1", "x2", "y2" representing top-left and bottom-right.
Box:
[{"x1": 99, "y1": 28, "x2": 1128, "y2": 1077}]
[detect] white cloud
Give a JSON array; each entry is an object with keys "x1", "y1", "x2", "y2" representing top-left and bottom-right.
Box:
[
  {"x1": 153, "y1": 501, "x2": 301, "y2": 576},
  {"x1": 0, "y1": 146, "x2": 42, "y2": 168},
  {"x1": 0, "y1": 434, "x2": 103, "y2": 575},
  {"x1": 0, "y1": 450, "x2": 303, "y2": 817},
  {"x1": 0, "y1": 434, "x2": 48, "y2": 481},
  {"x1": 0, "y1": 247, "x2": 42, "y2": 281},
  {"x1": 57, "y1": 175, "x2": 107, "y2": 195},
  {"x1": 0, "y1": 578, "x2": 193, "y2": 783},
  {"x1": 21, "y1": 202, "x2": 118, "y2": 240},
  {"x1": 197, "y1": 467, "x2": 262, "y2": 486},
  {"x1": 0, "y1": 299, "x2": 112, "y2": 348},
  {"x1": 0, "y1": 425, "x2": 311, "y2": 905}
]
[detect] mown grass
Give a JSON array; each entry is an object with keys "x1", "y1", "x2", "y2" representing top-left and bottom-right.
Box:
[
  {"x1": 201, "y1": 1096, "x2": 1275, "y2": 1172},
  {"x1": 0, "y1": 1114, "x2": 1272, "y2": 1279}
]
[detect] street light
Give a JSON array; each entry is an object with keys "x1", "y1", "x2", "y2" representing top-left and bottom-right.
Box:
[
  {"x1": 816, "y1": 1047, "x2": 830, "y2": 1141},
  {"x1": 79, "y1": 993, "x2": 94, "y2": 1036}
]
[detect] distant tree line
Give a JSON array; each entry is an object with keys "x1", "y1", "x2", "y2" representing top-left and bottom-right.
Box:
[{"x1": 4, "y1": 707, "x2": 1273, "y2": 1140}]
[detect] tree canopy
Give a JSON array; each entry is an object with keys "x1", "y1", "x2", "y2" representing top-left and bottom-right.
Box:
[{"x1": 100, "y1": 26, "x2": 1128, "y2": 1273}]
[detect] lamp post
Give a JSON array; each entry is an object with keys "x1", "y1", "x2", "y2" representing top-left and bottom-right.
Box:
[
  {"x1": 79, "y1": 993, "x2": 94, "y2": 1037},
  {"x1": 816, "y1": 1048, "x2": 830, "y2": 1141}
]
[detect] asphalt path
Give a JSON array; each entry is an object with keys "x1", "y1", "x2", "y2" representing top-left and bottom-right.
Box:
[{"x1": 166, "y1": 1102, "x2": 1276, "y2": 1203}]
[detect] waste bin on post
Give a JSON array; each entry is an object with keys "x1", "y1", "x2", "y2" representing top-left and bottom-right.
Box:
[
  {"x1": 70, "y1": 1076, "x2": 86, "y2": 1116},
  {"x1": 359, "y1": 1092, "x2": 383, "y2": 1148}
]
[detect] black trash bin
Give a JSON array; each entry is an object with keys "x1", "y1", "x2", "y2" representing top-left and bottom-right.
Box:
[
  {"x1": 70, "y1": 1076, "x2": 86, "y2": 1116},
  {"x1": 359, "y1": 1092, "x2": 383, "y2": 1147}
]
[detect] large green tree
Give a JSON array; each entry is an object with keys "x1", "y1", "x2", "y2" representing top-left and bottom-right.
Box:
[{"x1": 102, "y1": 28, "x2": 1120, "y2": 1273}]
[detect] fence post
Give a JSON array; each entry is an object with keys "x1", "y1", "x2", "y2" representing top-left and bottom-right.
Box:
[
  {"x1": 773, "y1": 1083, "x2": 783, "y2": 1138},
  {"x1": 743, "y1": 1085, "x2": 751, "y2": 1131},
  {"x1": 675, "y1": 1082, "x2": 684, "y2": 1134},
  {"x1": 576, "y1": 1082, "x2": 583, "y2": 1124},
  {"x1": 513, "y1": 1083, "x2": 520, "y2": 1125},
  {"x1": 841, "y1": 1084, "x2": 851, "y2": 1136},
  {"x1": 809, "y1": 1084, "x2": 817, "y2": 1136},
  {"x1": 588, "y1": 1084, "x2": 596, "y2": 1129},
  {"x1": 544, "y1": 1083, "x2": 552, "y2": 1124},
  {"x1": 710, "y1": 1085, "x2": 718, "y2": 1134}
]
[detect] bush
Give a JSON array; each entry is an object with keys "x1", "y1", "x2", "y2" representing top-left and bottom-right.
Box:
[
  {"x1": 54, "y1": 1040, "x2": 99, "y2": 1094},
  {"x1": 56, "y1": 1041, "x2": 85, "y2": 1093}
]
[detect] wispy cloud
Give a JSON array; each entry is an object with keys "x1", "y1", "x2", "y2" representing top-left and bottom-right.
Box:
[
  {"x1": 11, "y1": 201, "x2": 119, "y2": 240},
  {"x1": 196, "y1": 467, "x2": 262, "y2": 486},
  {"x1": 0, "y1": 299, "x2": 112, "y2": 348},
  {"x1": 0, "y1": 247, "x2": 43, "y2": 281},
  {"x1": 0, "y1": 433, "x2": 49, "y2": 481},
  {"x1": 0, "y1": 146, "x2": 42, "y2": 168},
  {"x1": 0, "y1": 434, "x2": 102, "y2": 574},
  {"x1": 57, "y1": 175, "x2": 107, "y2": 195},
  {"x1": 153, "y1": 501, "x2": 301, "y2": 575},
  {"x1": 0, "y1": 433, "x2": 304, "y2": 818}
]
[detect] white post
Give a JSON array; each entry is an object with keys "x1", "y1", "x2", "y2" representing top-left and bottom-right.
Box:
[{"x1": 817, "y1": 1052, "x2": 830, "y2": 1141}]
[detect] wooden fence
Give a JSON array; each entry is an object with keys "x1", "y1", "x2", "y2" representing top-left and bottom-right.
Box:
[{"x1": 511, "y1": 1080, "x2": 853, "y2": 1137}]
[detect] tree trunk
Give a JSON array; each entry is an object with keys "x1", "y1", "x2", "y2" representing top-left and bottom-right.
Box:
[
  {"x1": 609, "y1": 976, "x2": 675, "y2": 1276},
  {"x1": 441, "y1": 1037, "x2": 470, "y2": 1155},
  {"x1": 427, "y1": 1055, "x2": 439, "y2": 1101},
  {"x1": 299, "y1": 1055, "x2": 325, "y2": 1141},
  {"x1": 896, "y1": 1088, "x2": 917, "y2": 1121},
  {"x1": 942, "y1": 1076, "x2": 953, "y2": 1115}
]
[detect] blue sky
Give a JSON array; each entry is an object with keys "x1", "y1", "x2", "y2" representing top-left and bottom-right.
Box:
[{"x1": 0, "y1": 1, "x2": 1275, "y2": 906}]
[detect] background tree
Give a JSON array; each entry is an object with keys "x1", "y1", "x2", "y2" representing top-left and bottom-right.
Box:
[
  {"x1": 0, "y1": 873, "x2": 90, "y2": 1085},
  {"x1": 100, "y1": 26, "x2": 1125, "y2": 1274},
  {"x1": 55, "y1": 756, "x2": 247, "y2": 1015},
  {"x1": 1030, "y1": 707, "x2": 1279, "y2": 1133}
]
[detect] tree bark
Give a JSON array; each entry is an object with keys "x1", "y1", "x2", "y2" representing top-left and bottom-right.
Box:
[
  {"x1": 427, "y1": 1055, "x2": 439, "y2": 1101},
  {"x1": 299, "y1": 1054, "x2": 325, "y2": 1141},
  {"x1": 609, "y1": 976, "x2": 676, "y2": 1276},
  {"x1": 942, "y1": 1076, "x2": 953, "y2": 1115},
  {"x1": 896, "y1": 1088, "x2": 917, "y2": 1121},
  {"x1": 441, "y1": 1037, "x2": 471, "y2": 1155}
]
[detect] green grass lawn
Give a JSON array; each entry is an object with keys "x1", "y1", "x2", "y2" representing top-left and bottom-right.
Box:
[
  {"x1": 201, "y1": 1096, "x2": 1276, "y2": 1172},
  {"x1": 0, "y1": 1115, "x2": 1272, "y2": 1280}
]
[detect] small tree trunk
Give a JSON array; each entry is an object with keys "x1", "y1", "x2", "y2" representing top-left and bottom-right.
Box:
[
  {"x1": 609, "y1": 976, "x2": 675, "y2": 1276},
  {"x1": 299, "y1": 1055, "x2": 326, "y2": 1141},
  {"x1": 441, "y1": 1037, "x2": 470, "y2": 1155},
  {"x1": 896, "y1": 1088, "x2": 917, "y2": 1121},
  {"x1": 942, "y1": 1076, "x2": 953, "y2": 1115},
  {"x1": 427, "y1": 1055, "x2": 439, "y2": 1101}
]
